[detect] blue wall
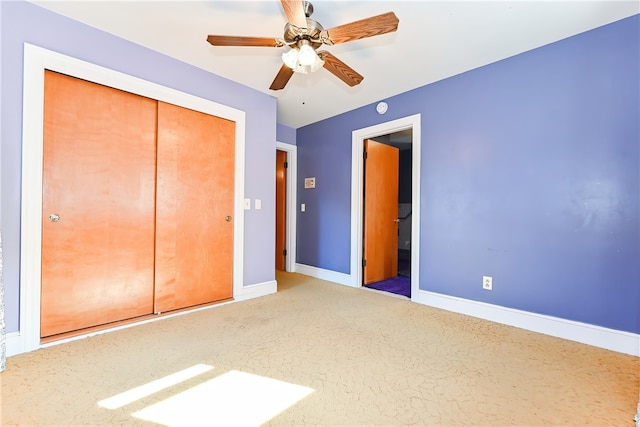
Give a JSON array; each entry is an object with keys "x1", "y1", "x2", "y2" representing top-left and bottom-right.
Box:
[
  {"x1": 296, "y1": 15, "x2": 639, "y2": 334},
  {"x1": 277, "y1": 123, "x2": 297, "y2": 145},
  {"x1": 0, "y1": 1, "x2": 277, "y2": 333}
]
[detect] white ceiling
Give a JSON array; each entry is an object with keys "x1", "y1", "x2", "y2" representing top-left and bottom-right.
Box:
[{"x1": 30, "y1": 1, "x2": 639, "y2": 129}]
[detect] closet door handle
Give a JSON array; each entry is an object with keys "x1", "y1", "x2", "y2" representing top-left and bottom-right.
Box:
[
  {"x1": 225, "y1": 216, "x2": 232, "y2": 222},
  {"x1": 48, "y1": 213, "x2": 61, "y2": 223}
]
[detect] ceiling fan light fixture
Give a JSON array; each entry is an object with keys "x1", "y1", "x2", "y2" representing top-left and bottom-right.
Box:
[
  {"x1": 282, "y1": 47, "x2": 300, "y2": 69},
  {"x1": 298, "y1": 42, "x2": 317, "y2": 66},
  {"x1": 308, "y1": 55, "x2": 324, "y2": 72},
  {"x1": 282, "y1": 43, "x2": 324, "y2": 74},
  {"x1": 208, "y1": 2, "x2": 400, "y2": 91}
]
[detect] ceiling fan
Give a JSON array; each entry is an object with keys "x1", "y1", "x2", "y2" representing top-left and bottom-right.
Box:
[{"x1": 206, "y1": 0, "x2": 399, "y2": 90}]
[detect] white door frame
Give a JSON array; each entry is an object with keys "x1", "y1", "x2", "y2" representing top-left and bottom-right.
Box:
[
  {"x1": 19, "y1": 43, "x2": 246, "y2": 354},
  {"x1": 350, "y1": 114, "x2": 421, "y2": 301},
  {"x1": 276, "y1": 142, "x2": 298, "y2": 272}
]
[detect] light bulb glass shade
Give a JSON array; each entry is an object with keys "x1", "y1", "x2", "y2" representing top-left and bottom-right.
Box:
[
  {"x1": 282, "y1": 48, "x2": 299, "y2": 69},
  {"x1": 309, "y1": 55, "x2": 324, "y2": 72},
  {"x1": 281, "y1": 44, "x2": 324, "y2": 74},
  {"x1": 298, "y1": 44, "x2": 318, "y2": 66}
]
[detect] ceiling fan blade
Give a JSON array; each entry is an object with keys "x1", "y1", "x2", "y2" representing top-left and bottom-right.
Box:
[
  {"x1": 207, "y1": 35, "x2": 282, "y2": 47},
  {"x1": 281, "y1": 0, "x2": 307, "y2": 29},
  {"x1": 317, "y1": 51, "x2": 364, "y2": 87},
  {"x1": 321, "y1": 12, "x2": 399, "y2": 45},
  {"x1": 270, "y1": 64, "x2": 295, "y2": 90}
]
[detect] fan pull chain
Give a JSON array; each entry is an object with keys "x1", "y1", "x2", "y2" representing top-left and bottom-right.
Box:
[{"x1": 301, "y1": 72, "x2": 307, "y2": 105}]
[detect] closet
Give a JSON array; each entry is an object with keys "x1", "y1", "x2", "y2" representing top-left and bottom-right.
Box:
[{"x1": 40, "y1": 71, "x2": 234, "y2": 338}]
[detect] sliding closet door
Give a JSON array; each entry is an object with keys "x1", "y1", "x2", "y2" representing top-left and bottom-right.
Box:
[
  {"x1": 155, "y1": 102, "x2": 235, "y2": 312},
  {"x1": 41, "y1": 71, "x2": 157, "y2": 337}
]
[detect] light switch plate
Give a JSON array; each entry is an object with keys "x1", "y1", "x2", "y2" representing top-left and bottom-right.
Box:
[
  {"x1": 244, "y1": 198, "x2": 251, "y2": 210},
  {"x1": 255, "y1": 199, "x2": 261, "y2": 210}
]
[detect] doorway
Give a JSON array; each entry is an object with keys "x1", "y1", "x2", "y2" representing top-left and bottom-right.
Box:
[
  {"x1": 350, "y1": 114, "x2": 421, "y2": 301},
  {"x1": 275, "y1": 142, "x2": 298, "y2": 273},
  {"x1": 275, "y1": 149, "x2": 287, "y2": 271},
  {"x1": 362, "y1": 134, "x2": 412, "y2": 298}
]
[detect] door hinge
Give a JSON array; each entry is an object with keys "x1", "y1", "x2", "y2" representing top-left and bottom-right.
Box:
[
  {"x1": 362, "y1": 259, "x2": 367, "y2": 267},
  {"x1": 284, "y1": 161, "x2": 288, "y2": 169},
  {"x1": 283, "y1": 249, "x2": 287, "y2": 256},
  {"x1": 363, "y1": 151, "x2": 368, "y2": 160}
]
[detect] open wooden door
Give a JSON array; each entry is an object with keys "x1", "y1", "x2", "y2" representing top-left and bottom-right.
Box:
[
  {"x1": 154, "y1": 102, "x2": 235, "y2": 313},
  {"x1": 363, "y1": 139, "x2": 399, "y2": 285},
  {"x1": 41, "y1": 71, "x2": 157, "y2": 337},
  {"x1": 275, "y1": 150, "x2": 287, "y2": 271}
]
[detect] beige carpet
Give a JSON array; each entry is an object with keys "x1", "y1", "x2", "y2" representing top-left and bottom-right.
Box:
[{"x1": 1, "y1": 271, "x2": 638, "y2": 426}]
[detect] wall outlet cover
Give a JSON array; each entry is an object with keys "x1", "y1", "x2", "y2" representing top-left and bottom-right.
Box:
[{"x1": 304, "y1": 177, "x2": 316, "y2": 189}]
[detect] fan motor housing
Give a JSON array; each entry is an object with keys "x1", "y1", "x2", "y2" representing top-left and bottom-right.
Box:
[{"x1": 284, "y1": 18, "x2": 324, "y2": 49}]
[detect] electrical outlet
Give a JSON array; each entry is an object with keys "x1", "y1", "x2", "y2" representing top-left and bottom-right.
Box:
[
  {"x1": 483, "y1": 276, "x2": 493, "y2": 290},
  {"x1": 304, "y1": 177, "x2": 316, "y2": 189}
]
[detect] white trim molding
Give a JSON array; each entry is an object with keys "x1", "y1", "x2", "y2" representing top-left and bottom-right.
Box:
[
  {"x1": 294, "y1": 264, "x2": 351, "y2": 287},
  {"x1": 416, "y1": 290, "x2": 640, "y2": 356},
  {"x1": 19, "y1": 43, "x2": 246, "y2": 356},
  {"x1": 235, "y1": 281, "x2": 277, "y2": 302},
  {"x1": 6, "y1": 332, "x2": 21, "y2": 358},
  {"x1": 351, "y1": 114, "x2": 421, "y2": 300},
  {"x1": 276, "y1": 142, "x2": 298, "y2": 273}
]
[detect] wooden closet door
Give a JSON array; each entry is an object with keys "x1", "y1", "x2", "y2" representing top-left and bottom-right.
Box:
[
  {"x1": 155, "y1": 102, "x2": 235, "y2": 312},
  {"x1": 41, "y1": 71, "x2": 157, "y2": 337}
]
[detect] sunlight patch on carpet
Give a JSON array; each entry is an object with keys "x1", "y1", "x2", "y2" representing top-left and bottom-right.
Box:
[
  {"x1": 98, "y1": 364, "x2": 214, "y2": 410},
  {"x1": 133, "y1": 370, "x2": 314, "y2": 426}
]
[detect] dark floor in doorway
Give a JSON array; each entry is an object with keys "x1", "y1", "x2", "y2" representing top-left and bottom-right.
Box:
[
  {"x1": 366, "y1": 275, "x2": 411, "y2": 298},
  {"x1": 398, "y1": 259, "x2": 411, "y2": 277}
]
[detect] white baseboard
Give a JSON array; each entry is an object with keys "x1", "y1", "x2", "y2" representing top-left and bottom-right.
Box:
[
  {"x1": 294, "y1": 263, "x2": 352, "y2": 286},
  {"x1": 7, "y1": 281, "x2": 637, "y2": 359},
  {"x1": 6, "y1": 332, "x2": 22, "y2": 357},
  {"x1": 291, "y1": 266, "x2": 639, "y2": 356},
  {"x1": 416, "y1": 290, "x2": 640, "y2": 357},
  {"x1": 235, "y1": 280, "x2": 277, "y2": 301}
]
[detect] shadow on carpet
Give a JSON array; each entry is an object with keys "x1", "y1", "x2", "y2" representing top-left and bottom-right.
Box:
[{"x1": 365, "y1": 275, "x2": 411, "y2": 298}]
